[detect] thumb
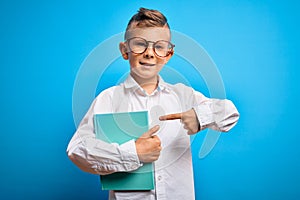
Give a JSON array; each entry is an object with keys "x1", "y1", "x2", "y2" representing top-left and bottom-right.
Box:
[{"x1": 141, "y1": 125, "x2": 160, "y2": 138}]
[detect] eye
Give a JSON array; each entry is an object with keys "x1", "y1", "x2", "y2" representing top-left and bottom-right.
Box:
[
  {"x1": 136, "y1": 42, "x2": 147, "y2": 47},
  {"x1": 131, "y1": 39, "x2": 147, "y2": 47},
  {"x1": 155, "y1": 41, "x2": 169, "y2": 50},
  {"x1": 155, "y1": 45, "x2": 164, "y2": 49}
]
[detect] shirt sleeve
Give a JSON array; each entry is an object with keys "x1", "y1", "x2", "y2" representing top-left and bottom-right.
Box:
[
  {"x1": 192, "y1": 91, "x2": 240, "y2": 132},
  {"x1": 66, "y1": 92, "x2": 142, "y2": 175}
]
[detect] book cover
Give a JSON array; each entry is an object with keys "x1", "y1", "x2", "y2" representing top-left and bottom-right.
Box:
[{"x1": 93, "y1": 111, "x2": 154, "y2": 190}]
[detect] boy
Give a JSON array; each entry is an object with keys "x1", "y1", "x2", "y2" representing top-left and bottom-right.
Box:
[{"x1": 67, "y1": 7, "x2": 239, "y2": 200}]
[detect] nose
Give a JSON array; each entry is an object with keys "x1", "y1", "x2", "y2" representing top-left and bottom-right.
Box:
[{"x1": 143, "y1": 43, "x2": 155, "y2": 59}]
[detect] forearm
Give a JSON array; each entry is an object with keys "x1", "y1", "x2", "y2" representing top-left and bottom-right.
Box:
[
  {"x1": 194, "y1": 99, "x2": 239, "y2": 132},
  {"x1": 67, "y1": 126, "x2": 141, "y2": 175}
]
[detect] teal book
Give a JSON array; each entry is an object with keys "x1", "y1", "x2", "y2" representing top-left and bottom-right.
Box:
[{"x1": 93, "y1": 111, "x2": 154, "y2": 190}]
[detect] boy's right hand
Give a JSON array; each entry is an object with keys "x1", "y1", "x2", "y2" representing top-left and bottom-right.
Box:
[{"x1": 135, "y1": 125, "x2": 161, "y2": 163}]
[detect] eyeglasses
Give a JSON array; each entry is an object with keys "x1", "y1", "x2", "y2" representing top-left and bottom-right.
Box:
[{"x1": 126, "y1": 37, "x2": 175, "y2": 57}]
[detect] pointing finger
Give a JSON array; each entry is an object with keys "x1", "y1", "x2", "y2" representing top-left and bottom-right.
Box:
[{"x1": 159, "y1": 113, "x2": 182, "y2": 121}]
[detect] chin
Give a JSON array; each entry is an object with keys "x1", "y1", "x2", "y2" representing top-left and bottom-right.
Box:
[
  {"x1": 132, "y1": 68, "x2": 157, "y2": 76},
  {"x1": 132, "y1": 71, "x2": 158, "y2": 80}
]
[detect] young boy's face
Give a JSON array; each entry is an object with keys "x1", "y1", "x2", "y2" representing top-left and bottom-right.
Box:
[{"x1": 119, "y1": 27, "x2": 173, "y2": 82}]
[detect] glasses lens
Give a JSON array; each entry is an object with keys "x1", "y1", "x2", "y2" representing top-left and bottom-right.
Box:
[
  {"x1": 128, "y1": 38, "x2": 147, "y2": 54},
  {"x1": 154, "y1": 41, "x2": 172, "y2": 57},
  {"x1": 127, "y1": 38, "x2": 174, "y2": 57}
]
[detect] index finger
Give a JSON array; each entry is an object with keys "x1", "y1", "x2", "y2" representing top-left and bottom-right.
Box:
[{"x1": 159, "y1": 113, "x2": 182, "y2": 121}]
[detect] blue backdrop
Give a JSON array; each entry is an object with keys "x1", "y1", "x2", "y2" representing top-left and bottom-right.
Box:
[{"x1": 1, "y1": 1, "x2": 299, "y2": 199}]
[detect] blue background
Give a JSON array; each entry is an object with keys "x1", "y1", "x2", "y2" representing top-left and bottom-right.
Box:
[{"x1": 1, "y1": 0, "x2": 299, "y2": 199}]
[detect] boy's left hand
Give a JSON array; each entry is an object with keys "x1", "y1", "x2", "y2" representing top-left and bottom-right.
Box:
[{"x1": 159, "y1": 109, "x2": 200, "y2": 135}]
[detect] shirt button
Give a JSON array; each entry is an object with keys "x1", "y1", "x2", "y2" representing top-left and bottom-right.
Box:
[{"x1": 157, "y1": 175, "x2": 162, "y2": 181}]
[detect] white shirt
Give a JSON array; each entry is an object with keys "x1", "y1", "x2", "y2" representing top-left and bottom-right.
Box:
[{"x1": 67, "y1": 75, "x2": 239, "y2": 200}]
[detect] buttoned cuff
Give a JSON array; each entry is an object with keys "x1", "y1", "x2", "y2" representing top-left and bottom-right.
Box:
[
  {"x1": 193, "y1": 104, "x2": 214, "y2": 130},
  {"x1": 118, "y1": 139, "x2": 143, "y2": 171}
]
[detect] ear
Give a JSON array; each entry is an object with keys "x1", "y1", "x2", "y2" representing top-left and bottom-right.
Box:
[{"x1": 119, "y1": 42, "x2": 128, "y2": 60}]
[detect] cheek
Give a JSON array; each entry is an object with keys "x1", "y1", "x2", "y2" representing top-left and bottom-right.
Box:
[
  {"x1": 128, "y1": 55, "x2": 139, "y2": 67},
  {"x1": 157, "y1": 57, "x2": 167, "y2": 66}
]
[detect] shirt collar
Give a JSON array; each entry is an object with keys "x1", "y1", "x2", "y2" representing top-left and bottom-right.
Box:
[
  {"x1": 157, "y1": 76, "x2": 171, "y2": 93},
  {"x1": 124, "y1": 74, "x2": 171, "y2": 93}
]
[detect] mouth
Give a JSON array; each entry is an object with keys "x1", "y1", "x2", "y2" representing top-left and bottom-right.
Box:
[{"x1": 139, "y1": 61, "x2": 156, "y2": 67}]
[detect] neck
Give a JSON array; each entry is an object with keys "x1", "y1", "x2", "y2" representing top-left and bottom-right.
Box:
[{"x1": 131, "y1": 74, "x2": 159, "y2": 95}]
